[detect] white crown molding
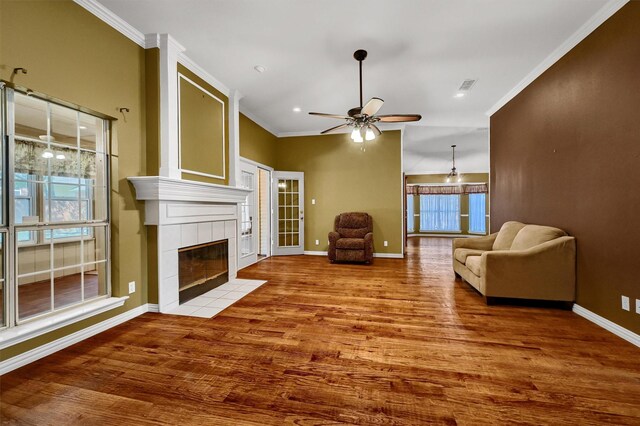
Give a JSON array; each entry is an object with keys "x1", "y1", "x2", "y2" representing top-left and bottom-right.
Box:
[
  {"x1": 0, "y1": 302, "x2": 148, "y2": 375},
  {"x1": 238, "y1": 105, "x2": 280, "y2": 137},
  {"x1": 73, "y1": 0, "x2": 145, "y2": 47},
  {"x1": 303, "y1": 250, "x2": 403, "y2": 259},
  {"x1": 486, "y1": 0, "x2": 629, "y2": 116},
  {"x1": 573, "y1": 304, "x2": 640, "y2": 348}
]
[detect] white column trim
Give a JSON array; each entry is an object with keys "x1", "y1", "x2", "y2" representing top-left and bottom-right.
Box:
[
  {"x1": 158, "y1": 33, "x2": 184, "y2": 179},
  {"x1": 229, "y1": 90, "x2": 244, "y2": 187}
]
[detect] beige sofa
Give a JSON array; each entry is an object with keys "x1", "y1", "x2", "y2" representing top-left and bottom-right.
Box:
[{"x1": 453, "y1": 221, "x2": 576, "y2": 304}]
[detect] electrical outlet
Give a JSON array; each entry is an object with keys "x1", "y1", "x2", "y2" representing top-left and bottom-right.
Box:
[
  {"x1": 636, "y1": 299, "x2": 640, "y2": 314},
  {"x1": 128, "y1": 281, "x2": 136, "y2": 294},
  {"x1": 315, "y1": 239, "x2": 319, "y2": 246},
  {"x1": 312, "y1": 199, "x2": 316, "y2": 205},
  {"x1": 622, "y1": 295, "x2": 630, "y2": 311},
  {"x1": 383, "y1": 240, "x2": 388, "y2": 247}
]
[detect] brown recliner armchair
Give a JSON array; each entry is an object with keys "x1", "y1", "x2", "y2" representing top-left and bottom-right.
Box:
[{"x1": 328, "y1": 212, "x2": 373, "y2": 263}]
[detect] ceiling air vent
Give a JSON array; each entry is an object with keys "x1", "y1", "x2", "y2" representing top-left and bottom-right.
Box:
[{"x1": 458, "y1": 79, "x2": 477, "y2": 91}]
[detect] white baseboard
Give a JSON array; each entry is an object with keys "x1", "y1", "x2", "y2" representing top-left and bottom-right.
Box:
[
  {"x1": 304, "y1": 251, "x2": 403, "y2": 259},
  {"x1": 573, "y1": 304, "x2": 640, "y2": 348},
  {"x1": 147, "y1": 304, "x2": 159, "y2": 313},
  {"x1": 0, "y1": 303, "x2": 152, "y2": 375}
]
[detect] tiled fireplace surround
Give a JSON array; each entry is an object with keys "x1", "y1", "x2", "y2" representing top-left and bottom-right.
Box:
[{"x1": 129, "y1": 177, "x2": 250, "y2": 313}]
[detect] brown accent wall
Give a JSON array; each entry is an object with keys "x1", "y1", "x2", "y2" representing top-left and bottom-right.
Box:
[
  {"x1": 406, "y1": 173, "x2": 489, "y2": 236},
  {"x1": 0, "y1": 0, "x2": 148, "y2": 360},
  {"x1": 490, "y1": 3, "x2": 640, "y2": 334}
]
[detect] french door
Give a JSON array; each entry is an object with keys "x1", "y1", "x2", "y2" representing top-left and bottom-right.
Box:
[
  {"x1": 238, "y1": 161, "x2": 258, "y2": 268},
  {"x1": 272, "y1": 171, "x2": 304, "y2": 255}
]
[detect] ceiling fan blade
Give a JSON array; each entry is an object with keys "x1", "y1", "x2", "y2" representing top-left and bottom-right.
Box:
[
  {"x1": 370, "y1": 124, "x2": 382, "y2": 136},
  {"x1": 320, "y1": 123, "x2": 350, "y2": 134},
  {"x1": 361, "y1": 97, "x2": 384, "y2": 116},
  {"x1": 377, "y1": 114, "x2": 422, "y2": 123},
  {"x1": 309, "y1": 112, "x2": 351, "y2": 120}
]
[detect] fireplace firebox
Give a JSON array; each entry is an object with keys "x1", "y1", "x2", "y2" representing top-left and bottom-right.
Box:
[{"x1": 178, "y1": 240, "x2": 229, "y2": 304}]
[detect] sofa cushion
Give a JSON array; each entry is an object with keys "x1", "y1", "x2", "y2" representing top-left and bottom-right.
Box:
[
  {"x1": 454, "y1": 248, "x2": 486, "y2": 263},
  {"x1": 336, "y1": 238, "x2": 365, "y2": 250},
  {"x1": 510, "y1": 225, "x2": 567, "y2": 251},
  {"x1": 493, "y1": 221, "x2": 526, "y2": 251},
  {"x1": 465, "y1": 255, "x2": 482, "y2": 276}
]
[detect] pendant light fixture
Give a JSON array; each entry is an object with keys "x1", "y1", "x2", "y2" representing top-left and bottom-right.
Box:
[{"x1": 446, "y1": 145, "x2": 463, "y2": 183}]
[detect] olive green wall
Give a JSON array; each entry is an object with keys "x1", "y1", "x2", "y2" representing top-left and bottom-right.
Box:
[
  {"x1": 0, "y1": 0, "x2": 148, "y2": 360},
  {"x1": 406, "y1": 173, "x2": 489, "y2": 236},
  {"x1": 177, "y1": 63, "x2": 229, "y2": 186},
  {"x1": 239, "y1": 113, "x2": 277, "y2": 168},
  {"x1": 276, "y1": 131, "x2": 403, "y2": 254}
]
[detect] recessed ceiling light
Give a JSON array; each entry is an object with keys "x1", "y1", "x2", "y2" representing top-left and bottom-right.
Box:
[
  {"x1": 254, "y1": 65, "x2": 266, "y2": 73},
  {"x1": 292, "y1": 107, "x2": 301, "y2": 112},
  {"x1": 454, "y1": 92, "x2": 465, "y2": 98}
]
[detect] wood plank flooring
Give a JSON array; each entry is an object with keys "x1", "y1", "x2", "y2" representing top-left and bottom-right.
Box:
[{"x1": 1, "y1": 237, "x2": 639, "y2": 425}]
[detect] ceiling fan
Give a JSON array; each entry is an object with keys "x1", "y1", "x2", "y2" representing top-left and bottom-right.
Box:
[{"x1": 309, "y1": 49, "x2": 422, "y2": 143}]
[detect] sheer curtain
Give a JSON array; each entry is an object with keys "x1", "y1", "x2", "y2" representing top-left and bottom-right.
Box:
[
  {"x1": 407, "y1": 195, "x2": 415, "y2": 232},
  {"x1": 420, "y1": 195, "x2": 460, "y2": 232},
  {"x1": 469, "y1": 193, "x2": 486, "y2": 234}
]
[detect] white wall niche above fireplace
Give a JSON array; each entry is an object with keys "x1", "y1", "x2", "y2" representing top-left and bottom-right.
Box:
[{"x1": 128, "y1": 176, "x2": 250, "y2": 313}]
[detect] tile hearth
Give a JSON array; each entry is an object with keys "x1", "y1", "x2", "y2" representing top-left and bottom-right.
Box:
[{"x1": 168, "y1": 279, "x2": 267, "y2": 318}]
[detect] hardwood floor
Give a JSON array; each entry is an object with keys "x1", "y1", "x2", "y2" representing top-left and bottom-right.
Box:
[{"x1": 1, "y1": 237, "x2": 639, "y2": 425}]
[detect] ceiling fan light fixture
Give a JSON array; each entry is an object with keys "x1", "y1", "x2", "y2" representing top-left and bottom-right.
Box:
[{"x1": 365, "y1": 127, "x2": 375, "y2": 141}]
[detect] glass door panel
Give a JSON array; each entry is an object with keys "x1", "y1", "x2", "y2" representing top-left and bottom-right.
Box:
[{"x1": 273, "y1": 172, "x2": 304, "y2": 256}]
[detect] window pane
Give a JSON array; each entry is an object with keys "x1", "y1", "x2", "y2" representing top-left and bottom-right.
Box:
[
  {"x1": 17, "y1": 233, "x2": 52, "y2": 320},
  {"x1": 469, "y1": 193, "x2": 487, "y2": 234},
  {"x1": 84, "y1": 262, "x2": 107, "y2": 299},
  {"x1": 54, "y1": 268, "x2": 82, "y2": 309},
  {"x1": 84, "y1": 226, "x2": 107, "y2": 263},
  {"x1": 14, "y1": 93, "x2": 47, "y2": 140},
  {"x1": 54, "y1": 239, "x2": 82, "y2": 270},
  {"x1": 50, "y1": 103, "x2": 78, "y2": 149},
  {"x1": 419, "y1": 194, "x2": 460, "y2": 232},
  {"x1": 79, "y1": 113, "x2": 104, "y2": 152},
  {"x1": 407, "y1": 195, "x2": 415, "y2": 233}
]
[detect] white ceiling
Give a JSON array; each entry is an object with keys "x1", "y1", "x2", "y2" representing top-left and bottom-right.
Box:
[
  {"x1": 403, "y1": 126, "x2": 489, "y2": 175},
  {"x1": 99, "y1": 0, "x2": 609, "y2": 136}
]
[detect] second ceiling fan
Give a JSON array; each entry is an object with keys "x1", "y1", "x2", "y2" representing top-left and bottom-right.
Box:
[{"x1": 309, "y1": 49, "x2": 422, "y2": 142}]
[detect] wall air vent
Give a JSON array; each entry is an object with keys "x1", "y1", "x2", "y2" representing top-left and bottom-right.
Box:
[{"x1": 458, "y1": 79, "x2": 477, "y2": 91}]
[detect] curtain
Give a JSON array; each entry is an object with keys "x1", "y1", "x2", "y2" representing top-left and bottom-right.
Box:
[
  {"x1": 464, "y1": 184, "x2": 488, "y2": 194},
  {"x1": 413, "y1": 184, "x2": 488, "y2": 195},
  {"x1": 15, "y1": 139, "x2": 96, "y2": 179},
  {"x1": 418, "y1": 185, "x2": 463, "y2": 195},
  {"x1": 420, "y1": 194, "x2": 460, "y2": 232},
  {"x1": 406, "y1": 195, "x2": 415, "y2": 232},
  {"x1": 469, "y1": 193, "x2": 486, "y2": 234}
]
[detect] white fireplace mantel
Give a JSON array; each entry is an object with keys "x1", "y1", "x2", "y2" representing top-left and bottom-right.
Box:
[
  {"x1": 128, "y1": 176, "x2": 250, "y2": 313},
  {"x1": 128, "y1": 176, "x2": 250, "y2": 204}
]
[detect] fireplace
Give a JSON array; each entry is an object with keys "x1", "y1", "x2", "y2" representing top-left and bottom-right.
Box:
[{"x1": 179, "y1": 240, "x2": 229, "y2": 304}]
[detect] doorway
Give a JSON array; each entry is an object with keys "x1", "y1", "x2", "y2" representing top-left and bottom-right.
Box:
[{"x1": 238, "y1": 159, "x2": 272, "y2": 269}]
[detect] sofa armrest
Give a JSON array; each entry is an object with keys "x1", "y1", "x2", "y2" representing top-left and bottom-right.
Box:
[
  {"x1": 481, "y1": 236, "x2": 576, "y2": 300},
  {"x1": 452, "y1": 233, "x2": 497, "y2": 260},
  {"x1": 364, "y1": 232, "x2": 374, "y2": 261},
  {"x1": 328, "y1": 231, "x2": 340, "y2": 260}
]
